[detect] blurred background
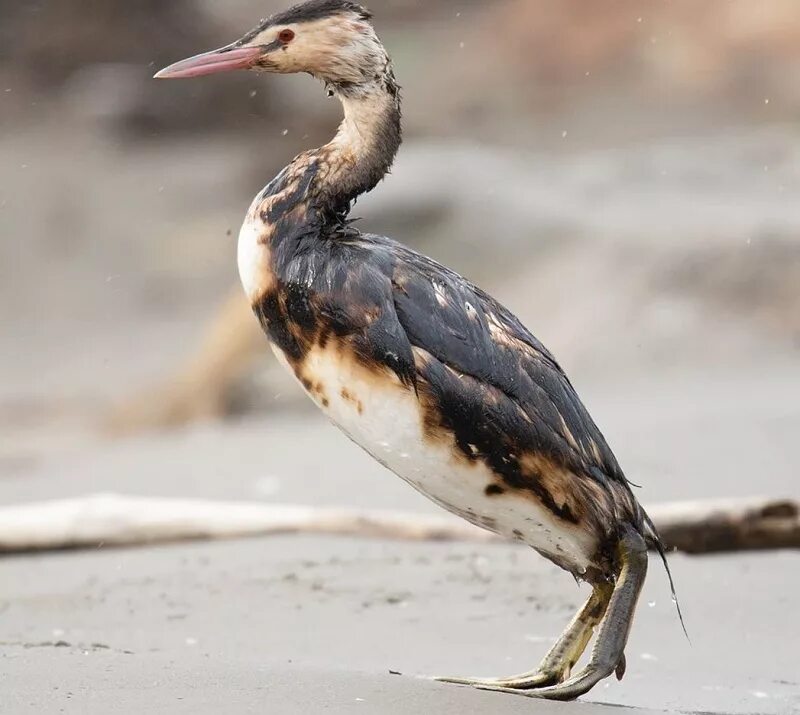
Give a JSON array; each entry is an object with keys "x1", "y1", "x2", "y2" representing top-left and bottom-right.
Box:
[
  {"x1": 2, "y1": 3, "x2": 800, "y2": 713},
  {"x1": 2, "y1": 0, "x2": 799, "y2": 497}
]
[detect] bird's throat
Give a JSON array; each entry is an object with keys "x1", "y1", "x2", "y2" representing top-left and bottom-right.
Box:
[{"x1": 313, "y1": 81, "x2": 402, "y2": 218}]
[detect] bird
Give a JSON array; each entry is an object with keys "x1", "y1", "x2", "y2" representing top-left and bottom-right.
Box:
[{"x1": 155, "y1": 0, "x2": 680, "y2": 701}]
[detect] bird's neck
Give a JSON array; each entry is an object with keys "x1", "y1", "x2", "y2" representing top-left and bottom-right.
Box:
[{"x1": 310, "y1": 79, "x2": 401, "y2": 220}]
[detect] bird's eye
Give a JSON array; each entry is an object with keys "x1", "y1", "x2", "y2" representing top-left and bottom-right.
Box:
[{"x1": 278, "y1": 28, "x2": 295, "y2": 43}]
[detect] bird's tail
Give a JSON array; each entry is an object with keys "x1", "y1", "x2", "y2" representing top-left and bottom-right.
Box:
[{"x1": 639, "y1": 507, "x2": 689, "y2": 640}]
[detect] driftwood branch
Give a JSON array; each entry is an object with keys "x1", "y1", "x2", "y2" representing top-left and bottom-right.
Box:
[
  {"x1": 644, "y1": 498, "x2": 800, "y2": 553},
  {"x1": 0, "y1": 493, "x2": 797, "y2": 555}
]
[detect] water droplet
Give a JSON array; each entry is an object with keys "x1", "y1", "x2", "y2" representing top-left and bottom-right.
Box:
[
  {"x1": 647, "y1": 600, "x2": 656, "y2": 608},
  {"x1": 764, "y1": 98, "x2": 770, "y2": 104},
  {"x1": 282, "y1": 129, "x2": 289, "y2": 136},
  {"x1": 561, "y1": 130, "x2": 568, "y2": 138},
  {"x1": 249, "y1": 90, "x2": 257, "y2": 98},
  {"x1": 459, "y1": 42, "x2": 465, "y2": 49}
]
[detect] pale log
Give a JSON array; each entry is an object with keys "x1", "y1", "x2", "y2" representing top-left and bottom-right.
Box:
[{"x1": 0, "y1": 494, "x2": 796, "y2": 555}]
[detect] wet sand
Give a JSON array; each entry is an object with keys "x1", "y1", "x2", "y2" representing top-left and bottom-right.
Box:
[{"x1": 3, "y1": 536, "x2": 798, "y2": 714}]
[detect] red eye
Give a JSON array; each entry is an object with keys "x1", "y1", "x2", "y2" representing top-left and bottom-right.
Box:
[{"x1": 278, "y1": 28, "x2": 295, "y2": 43}]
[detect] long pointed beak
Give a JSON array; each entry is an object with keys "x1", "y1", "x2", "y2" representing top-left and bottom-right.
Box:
[{"x1": 154, "y1": 45, "x2": 264, "y2": 79}]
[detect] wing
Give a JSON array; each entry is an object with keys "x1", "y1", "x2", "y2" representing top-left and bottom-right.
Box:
[{"x1": 386, "y1": 243, "x2": 621, "y2": 473}]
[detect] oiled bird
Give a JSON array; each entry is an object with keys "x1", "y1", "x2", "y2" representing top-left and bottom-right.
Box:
[{"x1": 156, "y1": 0, "x2": 679, "y2": 700}]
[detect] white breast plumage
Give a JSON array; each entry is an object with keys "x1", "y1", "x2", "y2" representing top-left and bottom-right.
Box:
[{"x1": 237, "y1": 201, "x2": 270, "y2": 303}]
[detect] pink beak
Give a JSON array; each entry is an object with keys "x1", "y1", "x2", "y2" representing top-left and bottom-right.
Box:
[{"x1": 154, "y1": 45, "x2": 264, "y2": 79}]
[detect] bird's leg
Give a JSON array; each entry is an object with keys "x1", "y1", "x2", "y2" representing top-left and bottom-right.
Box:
[
  {"x1": 435, "y1": 580, "x2": 613, "y2": 689},
  {"x1": 474, "y1": 526, "x2": 649, "y2": 701}
]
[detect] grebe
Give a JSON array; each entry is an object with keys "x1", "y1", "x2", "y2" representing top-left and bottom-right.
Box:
[{"x1": 156, "y1": 0, "x2": 677, "y2": 700}]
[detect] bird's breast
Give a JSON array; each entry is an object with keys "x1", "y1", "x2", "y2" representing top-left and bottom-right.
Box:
[
  {"x1": 238, "y1": 202, "x2": 275, "y2": 302},
  {"x1": 237, "y1": 163, "x2": 317, "y2": 303}
]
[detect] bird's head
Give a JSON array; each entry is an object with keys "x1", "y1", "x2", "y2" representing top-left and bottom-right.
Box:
[{"x1": 155, "y1": 0, "x2": 387, "y2": 91}]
